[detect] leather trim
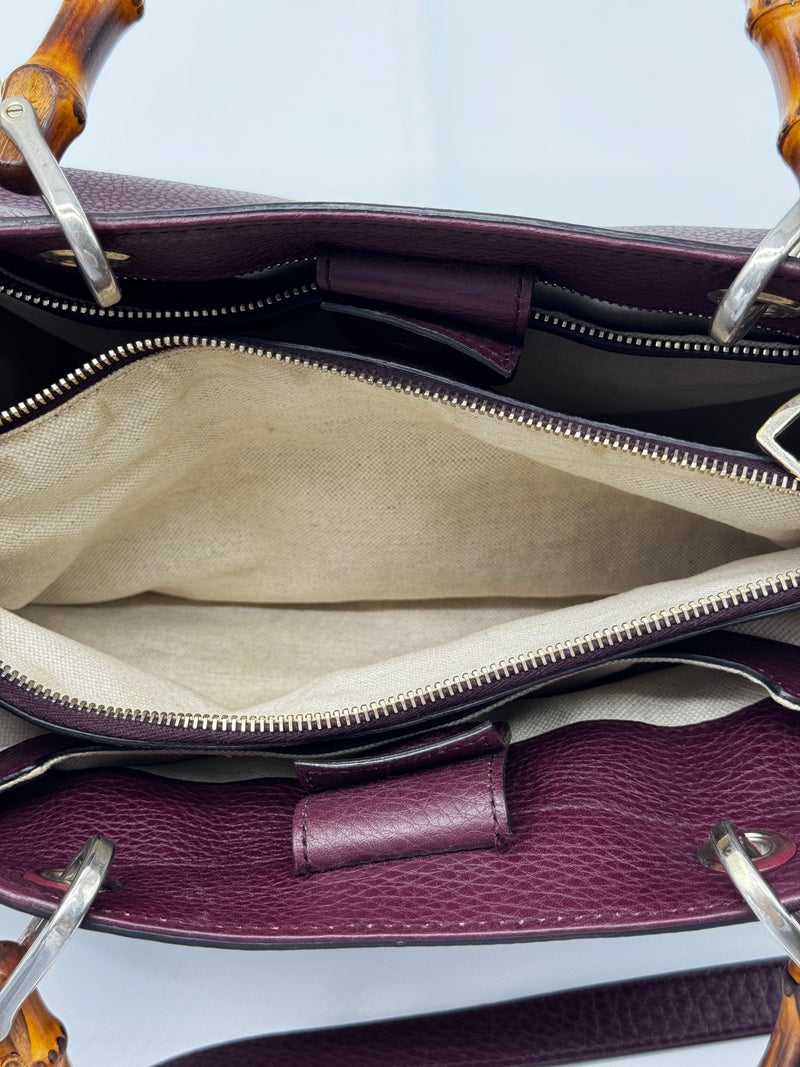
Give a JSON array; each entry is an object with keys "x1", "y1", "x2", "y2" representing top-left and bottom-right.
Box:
[
  {"x1": 295, "y1": 722, "x2": 507, "y2": 793},
  {"x1": 153, "y1": 958, "x2": 783, "y2": 1066}
]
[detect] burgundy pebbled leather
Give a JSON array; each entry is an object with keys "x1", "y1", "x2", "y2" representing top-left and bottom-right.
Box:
[
  {"x1": 0, "y1": 169, "x2": 282, "y2": 218},
  {"x1": 292, "y1": 750, "x2": 511, "y2": 875},
  {"x1": 0, "y1": 699, "x2": 798, "y2": 945},
  {"x1": 154, "y1": 959, "x2": 783, "y2": 1066},
  {"x1": 0, "y1": 736, "x2": 70, "y2": 783},
  {"x1": 0, "y1": 168, "x2": 789, "y2": 320},
  {"x1": 295, "y1": 722, "x2": 507, "y2": 793}
]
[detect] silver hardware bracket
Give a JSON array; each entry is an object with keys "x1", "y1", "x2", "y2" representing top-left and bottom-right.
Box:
[
  {"x1": 708, "y1": 822, "x2": 800, "y2": 968},
  {"x1": 0, "y1": 835, "x2": 114, "y2": 1040},
  {"x1": 710, "y1": 199, "x2": 800, "y2": 346},
  {"x1": 0, "y1": 96, "x2": 121, "y2": 308},
  {"x1": 757, "y1": 392, "x2": 800, "y2": 481}
]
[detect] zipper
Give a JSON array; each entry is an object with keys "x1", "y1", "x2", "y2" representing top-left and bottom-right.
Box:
[
  {"x1": 531, "y1": 308, "x2": 800, "y2": 362},
  {"x1": 0, "y1": 262, "x2": 317, "y2": 322},
  {"x1": 1, "y1": 334, "x2": 799, "y2": 738},
  {"x1": 1, "y1": 570, "x2": 798, "y2": 736},
  {"x1": 3, "y1": 335, "x2": 800, "y2": 492}
]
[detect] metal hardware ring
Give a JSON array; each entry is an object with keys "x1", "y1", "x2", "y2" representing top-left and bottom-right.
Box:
[
  {"x1": 709, "y1": 822, "x2": 800, "y2": 968},
  {"x1": 0, "y1": 835, "x2": 114, "y2": 1040},
  {"x1": 0, "y1": 96, "x2": 121, "y2": 308},
  {"x1": 710, "y1": 200, "x2": 800, "y2": 346}
]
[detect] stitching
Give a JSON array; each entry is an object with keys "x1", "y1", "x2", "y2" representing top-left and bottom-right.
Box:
[
  {"x1": 0, "y1": 865, "x2": 764, "y2": 932},
  {"x1": 321, "y1": 252, "x2": 332, "y2": 291},
  {"x1": 299, "y1": 796, "x2": 312, "y2": 875},
  {"x1": 487, "y1": 753, "x2": 501, "y2": 846},
  {"x1": 512, "y1": 269, "x2": 525, "y2": 337}
]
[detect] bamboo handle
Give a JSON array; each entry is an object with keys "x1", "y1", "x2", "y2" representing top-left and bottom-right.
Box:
[
  {"x1": 0, "y1": 0, "x2": 144, "y2": 195},
  {"x1": 747, "y1": 0, "x2": 800, "y2": 182},
  {"x1": 757, "y1": 960, "x2": 800, "y2": 1067},
  {"x1": 0, "y1": 941, "x2": 70, "y2": 1066}
]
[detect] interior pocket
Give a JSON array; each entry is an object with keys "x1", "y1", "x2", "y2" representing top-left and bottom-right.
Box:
[
  {"x1": 1, "y1": 336, "x2": 800, "y2": 737},
  {"x1": 502, "y1": 317, "x2": 800, "y2": 453}
]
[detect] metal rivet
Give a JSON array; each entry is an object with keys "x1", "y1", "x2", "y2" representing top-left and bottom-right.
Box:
[
  {"x1": 697, "y1": 829, "x2": 796, "y2": 873},
  {"x1": 38, "y1": 248, "x2": 131, "y2": 269},
  {"x1": 3, "y1": 102, "x2": 23, "y2": 119},
  {"x1": 26, "y1": 866, "x2": 120, "y2": 893},
  {"x1": 708, "y1": 287, "x2": 800, "y2": 319}
]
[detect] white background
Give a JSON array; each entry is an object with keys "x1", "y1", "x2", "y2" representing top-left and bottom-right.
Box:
[{"x1": 0, "y1": 2, "x2": 794, "y2": 1064}]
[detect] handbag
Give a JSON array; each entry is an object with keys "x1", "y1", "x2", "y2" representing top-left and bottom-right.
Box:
[{"x1": 2, "y1": 1, "x2": 800, "y2": 1063}]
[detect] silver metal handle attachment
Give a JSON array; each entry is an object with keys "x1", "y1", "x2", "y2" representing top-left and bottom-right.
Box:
[
  {"x1": 710, "y1": 200, "x2": 800, "y2": 346},
  {"x1": 0, "y1": 96, "x2": 121, "y2": 308},
  {"x1": 709, "y1": 822, "x2": 800, "y2": 967},
  {"x1": 0, "y1": 834, "x2": 114, "y2": 1040}
]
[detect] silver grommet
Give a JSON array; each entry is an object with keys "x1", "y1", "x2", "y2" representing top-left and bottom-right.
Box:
[
  {"x1": 710, "y1": 199, "x2": 800, "y2": 346},
  {"x1": 0, "y1": 835, "x2": 114, "y2": 1040},
  {"x1": 698, "y1": 828, "x2": 796, "y2": 872},
  {"x1": 707, "y1": 822, "x2": 800, "y2": 968}
]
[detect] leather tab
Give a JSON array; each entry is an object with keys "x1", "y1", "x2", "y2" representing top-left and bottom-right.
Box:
[
  {"x1": 317, "y1": 247, "x2": 534, "y2": 377},
  {"x1": 295, "y1": 720, "x2": 507, "y2": 792},
  {"x1": 293, "y1": 748, "x2": 511, "y2": 876}
]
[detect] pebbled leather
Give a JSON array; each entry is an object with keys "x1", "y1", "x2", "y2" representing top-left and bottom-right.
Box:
[
  {"x1": 0, "y1": 168, "x2": 283, "y2": 218},
  {"x1": 153, "y1": 958, "x2": 784, "y2": 1066},
  {"x1": 292, "y1": 749, "x2": 511, "y2": 875},
  {"x1": 0, "y1": 169, "x2": 798, "y2": 957},
  {"x1": 0, "y1": 168, "x2": 790, "y2": 323},
  {"x1": 0, "y1": 700, "x2": 798, "y2": 945}
]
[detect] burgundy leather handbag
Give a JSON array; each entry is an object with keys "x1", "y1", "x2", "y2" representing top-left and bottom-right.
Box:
[{"x1": 4, "y1": 1, "x2": 800, "y2": 1063}]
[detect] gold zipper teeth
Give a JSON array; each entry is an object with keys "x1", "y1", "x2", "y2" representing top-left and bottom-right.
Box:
[
  {"x1": 3, "y1": 335, "x2": 800, "y2": 494},
  {"x1": 0, "y1": 278, "x2": 317, "y2": 320},
  {"x1": 2, "y1": 570, "x2": 798, "y2": 733},
  {"x1": 2, "y1": 334, "x2": 799, "y2": 733},
  {"x1": 532, "y1": 309, "x2": 800, "y2": 360}
]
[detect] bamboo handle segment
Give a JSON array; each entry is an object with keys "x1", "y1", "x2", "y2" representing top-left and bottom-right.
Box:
[
  {"x1": 0, "y1": 941, "x2": 71, "y2": 1066},
  {"x1": 0, "y1": 0, "x2": 144, "y2": 195},
  {"x1": 757, "y1": 960, "x2": 800, "y2": 1067},
  {"x1": 748, "y1": 1, "x2": 800, "y2": 183}
]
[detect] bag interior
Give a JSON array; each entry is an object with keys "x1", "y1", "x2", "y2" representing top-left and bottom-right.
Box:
[
  {"x1": 504, "y1": 327, "x2": 800, "y2": 453},
  {"x1": 2, "y1": 315, "x2": 800, "y2": 742}
]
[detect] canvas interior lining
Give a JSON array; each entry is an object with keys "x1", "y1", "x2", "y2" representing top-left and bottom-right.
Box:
[
  {"x1": 17, "y1": 596, "x2": 565, "y2": 711},
  {"x1": 0, "y1": 344, "x2": 799, "y2": 727},
  {"x1": 0, "y1": 660, "x2": 775, "y2": 779},
  {"x1": 135, "y1": 662, "x2": 773, "y2": 782}
]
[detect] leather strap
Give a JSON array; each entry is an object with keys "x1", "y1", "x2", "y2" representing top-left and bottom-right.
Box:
[{"x1": 154, "y1": 957, "x2": 783, "y2": 1066}]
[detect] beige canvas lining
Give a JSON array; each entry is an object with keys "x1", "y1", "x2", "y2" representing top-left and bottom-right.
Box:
[{"x1": 0, "y1": 344, "x2": 799, "y2": 729}]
